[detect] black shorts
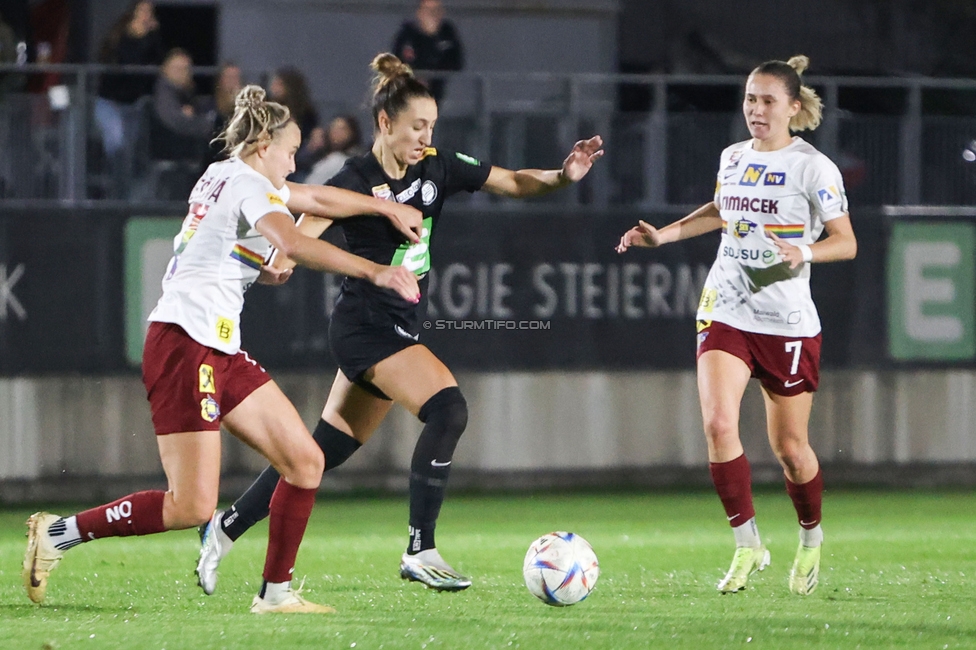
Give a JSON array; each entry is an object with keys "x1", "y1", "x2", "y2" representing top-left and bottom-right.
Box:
[{"x1": 328, "y1": 295, "x2": 420, "y2": 400}]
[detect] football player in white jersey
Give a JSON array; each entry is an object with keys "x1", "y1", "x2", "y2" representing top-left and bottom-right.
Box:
[
  {"x1": 23, "y1": 85, "x2": 424, "y2": 614},
  {"x1": 617, "y1": 56, "x2": 856, "y2": 596}
]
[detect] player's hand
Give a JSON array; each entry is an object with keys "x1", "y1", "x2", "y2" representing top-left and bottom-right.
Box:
[
  {"x1": 561, "y1": 136, "x2": 604, "y2": 183},
  {"x1": 372, "y1": 265, "x2": 421, "y2": 303},
  {"x1": 616, "y1": 220, "x2": 664, "y2": 252},
  {"x1": 769, "y1": 232, "x2": 804, "y2": 269},
  {"x1": 256, "y1": 264, "x2": 293, "y2": 285},
  {"x1": 380, "y1": 202, "x2": 423, "y2": 244}
]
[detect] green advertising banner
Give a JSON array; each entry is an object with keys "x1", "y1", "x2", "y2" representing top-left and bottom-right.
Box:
[
  {"x1": 887, "y1": 222, "x2": 976, "y2": 361},
  {"x1": 124, "y1": 217, "x2": 182, "y2": 365}
]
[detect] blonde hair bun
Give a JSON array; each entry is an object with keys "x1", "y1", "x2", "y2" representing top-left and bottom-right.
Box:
[
  {"x1": 235, "y1": 85, "x2": 266, "y2": 111},
  {"x1": 370, "y1": 53, "x2": 413, "y2": 87},
  {"x1": 787, "y1": 55, "x2": 810, "y2": 76}
]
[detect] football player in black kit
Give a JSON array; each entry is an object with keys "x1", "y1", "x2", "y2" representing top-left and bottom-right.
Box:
[{"x1": 195, "y1": 52, "x2": 604, "y2": 593}]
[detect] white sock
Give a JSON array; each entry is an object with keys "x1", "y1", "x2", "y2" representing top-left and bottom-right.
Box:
[
  {"x1": 213, "y1": 519, "x2": 234, "y2": 558},
  {"x1": 261, "y1": 580, "x2": 292, "y2": 605},
  {"x1": 799, "y1": 524, "x2": 823, "y2": 548},
  {"x1": 732, "y1": 517, "x2": 762, "y2": 548},
  {"x1": 48, "y1": 515, "x2": 83, "y2": 551}
]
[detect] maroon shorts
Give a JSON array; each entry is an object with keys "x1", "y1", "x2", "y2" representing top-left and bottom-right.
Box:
[
  {"x1": 696, "y1": 320, "x2": 821, "y2": 396},
  {"x1": 142, "y1": 321, "x2": 272, "y2": 435}
]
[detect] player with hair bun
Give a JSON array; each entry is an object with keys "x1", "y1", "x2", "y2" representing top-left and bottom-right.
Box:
[
  {"x1": 195, "y1": 53, "x2": 604, "y2": 593},
  {"x1": 617, "y1": 55, "x2": 856, "y2": 595},
  {"x1": 23, "y1": 84, "x2": 424, "y2": 614}
]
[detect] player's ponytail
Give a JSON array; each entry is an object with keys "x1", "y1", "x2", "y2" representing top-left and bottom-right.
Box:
[
  {"x1": 213, "y1": 84, "x2": 292, "y2": 157},
  {"x1": 370, "y1": 52, "x2": 434, "y2": 129},
  {"x1": 751, "y1": 55, "x2": 823, "y2": 132}
]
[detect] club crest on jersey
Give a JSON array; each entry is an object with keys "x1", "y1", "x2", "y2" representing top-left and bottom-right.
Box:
[
  {"x1": 733, "y1": 219, "x2": 758, "y2": 238},
  {"x1": 739, "y1": 164, "x2": 767, "y2": 186},
  {"x1": 422, "y1": 180, "x2": 438, "y2": 205},
  {"x1": 200, "y1": 396, "x2": 220, "y2": 423},
  {"x1": 764, "y1": 172, "x2": 786, "y2": 186},
  {"x1": 372, "y1": 183, "x2": 394, "y2": 201}
]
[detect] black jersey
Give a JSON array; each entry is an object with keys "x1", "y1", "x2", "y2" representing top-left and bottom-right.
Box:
[{"x1": 326, "y1": 147, "x2": 491, "y2": 335}]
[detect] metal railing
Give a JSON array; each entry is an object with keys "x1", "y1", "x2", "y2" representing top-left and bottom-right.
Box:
[{"x1": 2, "y1": 64, "x2": 976, "y2": 208}]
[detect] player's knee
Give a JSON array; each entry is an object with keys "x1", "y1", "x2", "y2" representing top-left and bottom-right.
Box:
[
  {"x1": 173, "y1": 492, "x2": 218, "y2": 528},
  {"x1": 286, "y1": 439, "x2": 325, "y2": 488},
  {"x1": 702, "y1": 410, "x2": 738, "y2": 443},
  {"x1": 419, "y1": 386, "x2": 468, "y2": 443},
  {"x1": 772, "y1": 436, "x2": 807, "y2": 471}
]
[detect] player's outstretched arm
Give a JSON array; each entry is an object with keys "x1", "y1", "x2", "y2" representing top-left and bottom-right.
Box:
[
  {"x1": 263, "y1": 213, "x2": 334, "y2": 277},
  {"x1": 616, "y1": 201, "x2": 723, "y2": 253},
  {"x1": 482, "y1": 135, "x2": 604, "y2": 198},
  {"x1": 770, "y1": 214, "x2": 857, "y2": 269},
  {"x1": 256, "y1": 211, "x2": 420, "y2": 303},
  {"x1": 285, "y1": 182, "x2": 423, "y2": 243}
]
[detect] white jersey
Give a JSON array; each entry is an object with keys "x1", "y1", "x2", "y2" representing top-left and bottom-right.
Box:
[
  {"x1": 697, "y1": 137, "x2": 848, "y2": 337},
  {"x1": 148, "y1": 158, "x2": 292, "y2": 354}
]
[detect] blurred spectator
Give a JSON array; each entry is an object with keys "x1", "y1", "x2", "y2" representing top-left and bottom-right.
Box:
[
  {"x1": 206, "y1": 61, "x2": 241, "y2": 161},
  {"x1": 213, "y1": 61, "x2": 241, "y2": 125},
  {"x1": 268, "y1": 66, "x2": 323, "y2": 179},
  {"x1": 94, "y1": 1, "x2": 163, "y2": 157},
  {"x1": 391, "y1": 0, "x2": 464, "y2": 102},
  {"x1": 151, "y1": 47, "x2": 214, "y2": 161},
  {"x1": 305, "y1": 114, "x2": 363, "y2": 185}
]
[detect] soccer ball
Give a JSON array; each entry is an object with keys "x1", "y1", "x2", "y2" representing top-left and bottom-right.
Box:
[{"x1": 522, "y1": 531, "x2": 599, "y2": 606}]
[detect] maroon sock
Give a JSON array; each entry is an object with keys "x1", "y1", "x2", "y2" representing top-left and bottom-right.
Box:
[
  {"x1": 709, "y1": 454, "x2": 756, "y2": 527},
  {"x1": 75, "y1": 490, "x2": 167, "y2": 541},
  {"x1": 263, "y1": 479, "x2": 317, "y2": 584},
  {"x1": 786, "y1": 468, "x2": 823, "y2": 529}
]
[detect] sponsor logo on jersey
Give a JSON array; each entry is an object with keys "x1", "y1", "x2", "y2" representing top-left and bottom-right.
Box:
[
  {"x1": 696, "y1": 318, "x2": 712, "y2": 332},
  {"x1": 763, "y1": 224, "x2": 804, "y2": 239},
  {"x1": 422, "y1": 180, "x2": 438, "y2": 205},
  {"x1": 372, "y1": 183, "x2": 394, "y2": 201},
  {"x1": 396, "y1": 179, "x2": 422, "y2": 203},
  {"x1": 816, "y1": 185, "x2": 842, "y2": 211},
  {"x1": 230, "y1": 244, "x2": 264, "y2": 270},
  {"x1": 455, "y1": 152, "x2": 480, "y2": 166},
  {"x1": 200, "y1": 396, "x2": 220, "y2": 423},
  {"x1": 739, "y1": 164, "x2": 767, "y2": 186},
  {"x1": 723, "y1": 245, "x2": 767, "y2": 261},
  {"x1": 733, "y1": 219, "x2": 758, "y2": 238},
  {"x1": 762, "y1": 250, "x2": 777, "y2": 264},
  {"x1": 266, "y1": 193, "x2": 286, "y2": 208},
  {"x1": 198, "y1": 364, "x2": 216, "y2": 394},
  {"x1": 391, "y1": 216, "x2": 433, "y2": 275},
  {"x1": 421, "y1": 147, "x2": 437, "y2": 159},
  {"x1": 698, "y1": 288, "x2": 718, "y2": 314},
  {"x1": 764, "y1": 172, "x2": 786, "y2": 186},
  {"x1": 216, "y1": 316, "x2": 234, "y2": 344},
  {"x1": 721, "y1": 196, "x2": 779, "y2": 214}
]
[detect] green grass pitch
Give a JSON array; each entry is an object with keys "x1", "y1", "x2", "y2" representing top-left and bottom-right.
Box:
[{"x1": 2, "y1": 489, "x2": 974, "y2": 649}]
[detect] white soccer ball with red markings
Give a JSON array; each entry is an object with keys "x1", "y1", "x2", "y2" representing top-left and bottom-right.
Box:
[{"x1": 522, "y1": 531, "x2": 599, "y2": 606}]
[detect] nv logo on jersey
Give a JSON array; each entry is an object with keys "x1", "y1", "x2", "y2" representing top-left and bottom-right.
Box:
[
  {"x1": 392, "y1": 216, "x2": 433, "y2": 276},
  {"x1": 764, "y1": 172, "x2": 786, "y2": 186},
  {"x1": 739, "y1": 164, "x2": 767, "y2": 186}
]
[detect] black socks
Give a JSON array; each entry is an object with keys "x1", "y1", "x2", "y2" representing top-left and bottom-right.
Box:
[{"x1": 407, "y1": 387, "x2": 468, "y2": 554}]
